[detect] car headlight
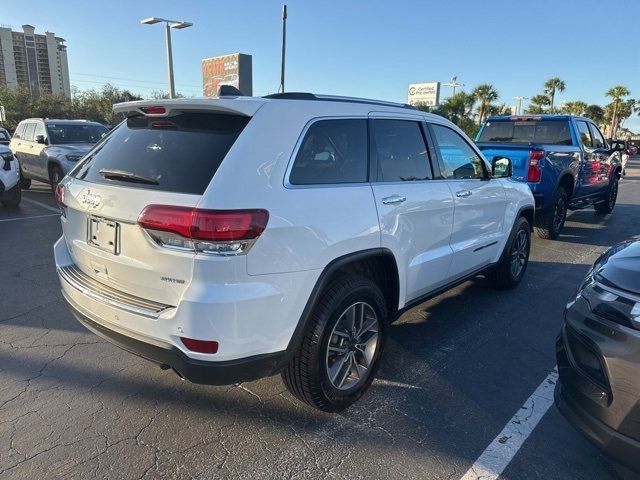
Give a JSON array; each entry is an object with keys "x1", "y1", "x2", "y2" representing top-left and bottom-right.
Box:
[{"x1": 66, "y1": 154, "x2": 83, "y2": 162}]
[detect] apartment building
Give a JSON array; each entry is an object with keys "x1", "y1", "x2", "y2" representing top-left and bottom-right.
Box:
[{"x1": 0, "y1": 24, "x2": 71, "y2": 97}]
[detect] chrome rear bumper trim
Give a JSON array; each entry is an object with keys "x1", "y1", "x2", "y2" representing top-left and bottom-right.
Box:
[{"x1": 57, "y1": 264, "x2": 173, "y2": 319}]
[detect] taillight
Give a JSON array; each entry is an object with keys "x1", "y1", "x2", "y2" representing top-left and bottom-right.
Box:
[
  {"x1": 527, "y1": 149, "x2": 544, "y2": 183},
  {"x1": 180, "y1": 337, "x2": 219, "y2": 354},
  {"x1": 55, "y1": 183, "x2": 67, "y2": 216},
  {"x1": 138, "y1": 205, "x2": 269, "y2": 256},
  {"x1": 140, "y1": 106, "x2": 166, "y2": 115}
]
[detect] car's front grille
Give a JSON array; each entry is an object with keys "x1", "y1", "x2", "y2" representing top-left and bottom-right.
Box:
[{"x1": 58, "y1": 264, "x2": 173, "y2": 319}]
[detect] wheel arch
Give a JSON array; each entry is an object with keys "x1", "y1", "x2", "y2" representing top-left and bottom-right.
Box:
[
  {"x1": 556, "y1": 170, "x2": 575, "y2": 199},
  {"x1": 284, "y1": 248, "x2": 400, "y2": 357}
]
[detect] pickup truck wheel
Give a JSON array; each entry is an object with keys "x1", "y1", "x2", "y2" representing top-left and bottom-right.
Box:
[
  {"x1": 19, "y1": 168, "x2": 31, "y2": 190},
  {"x1": 282, "y1": 276, "x2": 387, "y2": 412},
  {"x1": 594, "y1": 178, "x2": 618, "y2": 214},
  {"x1": 1, "y1": 184, "x2": 22, "y2": 208},
  {"x1": 534, "y1": 187, "x2": 567, "y2": 240},
  {"x1": 490, "y1": 216, "x2": 530, "y2": 289}
]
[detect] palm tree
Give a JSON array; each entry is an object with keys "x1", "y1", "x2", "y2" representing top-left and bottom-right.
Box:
[
  {"x1": 605, "y1": 86, "x2": 631, "y2": 138},
  {"x1": 544, "y1": 77, "x2": 566, "y2": 113},
  {"x1": 471, "y1": 84, "x2": 499, "y2": 123},
  {"x1": 584, "y1": 105, "x2": 605, "y2": 124},
  {"x1": 525, "y1": 94, "x2": 550, "y2": 114},
  {"x1": 560, "y1": 101, "x2": 587, "y2": 116}
]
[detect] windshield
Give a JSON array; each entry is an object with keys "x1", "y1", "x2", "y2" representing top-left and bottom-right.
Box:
[
  {"x1": 47, "y1": 123, "x2": 109, "y2": 144},
  {"x1": 71, "y1": 112, "x2": 250, "y2": 195},
  {"x1": 478, "y1": 120, "x2": 573, "y2": 145}
]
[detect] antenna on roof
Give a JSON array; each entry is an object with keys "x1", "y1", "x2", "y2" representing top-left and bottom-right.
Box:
[{"x1": 218, "y1": 85, "x2": 244, "y2": 97}]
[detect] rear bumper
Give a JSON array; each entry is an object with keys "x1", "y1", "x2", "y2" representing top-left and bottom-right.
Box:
[
  {"x1": 64, "y1": 293, "x2": 286, "y2": 385},
  {"x1": 555, "y1": 381, "x2": 640, "y2": 472}
]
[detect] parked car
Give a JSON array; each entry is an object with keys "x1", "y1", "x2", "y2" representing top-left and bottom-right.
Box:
[
  {"x1": 556, "y1": 240, "x2": 640, "y2": 473},
  {"x1": 476, "y1": 115, "x2": 624, "y2": 239},
  {"x1": 54, "y1": 94, "x2": 534, "y2": 411},
  {"x1": 9, "y1": 118, "x2": 108, "y2": 190},
  {"x1": 0, "y1": 144, "x2": 21, "y2": 207},
  {"x1": 0, "y1": 127, "x2": 11, "y2": 146}
]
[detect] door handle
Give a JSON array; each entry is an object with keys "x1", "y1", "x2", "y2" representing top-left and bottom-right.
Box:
[
  {"x1": 381, "y1": 194, "x2": 407, "y2": 205},
  {"x1": 456, "y1": 190, "x2": 472, "y2": 198}
]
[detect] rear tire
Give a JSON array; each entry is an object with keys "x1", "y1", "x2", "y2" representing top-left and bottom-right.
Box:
[
  {"x1": 534, "y1": 187, "x2": 567, "y2": 240},
  {"x1": 594, "y1": 177, "x2": 618, "y2": 214},
  {"x1": 282, "y1": 275, "x2": 387, "y2": 412},
  {"x1": 490, "y1": 216, "x2": 531, "y2": 289},
  {"x1": 1, "y1": 184, "x2": 22, "y2": 208},
  {"x1": 19, "y1": 168, "x2": 31, "y2": 190}
]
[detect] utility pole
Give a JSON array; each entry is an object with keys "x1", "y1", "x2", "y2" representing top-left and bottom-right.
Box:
[
  {"x1": 444, "y1": 76, "x2": 464, "y2": 96},
  {"x1": 279, "y1": 5, "x2": 287, "y2": 93},
  {"x1": 513, "y1": 96, "x2": 528, "y2": 115}
]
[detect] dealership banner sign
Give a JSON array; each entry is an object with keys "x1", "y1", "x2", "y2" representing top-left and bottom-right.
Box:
[{"x1": 407, "y1": 82, "x2": 441, "y2": 106}]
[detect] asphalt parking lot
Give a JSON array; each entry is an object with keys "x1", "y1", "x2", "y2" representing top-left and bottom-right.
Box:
[{"x1": 0, "y1": 163, "x2": 638, "y2": 480}]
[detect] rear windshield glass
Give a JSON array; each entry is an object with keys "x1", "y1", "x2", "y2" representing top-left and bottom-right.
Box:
[
  {"x1": 477, "y1": 120, "x2": 573, "y2": 145},
  {"x1": 71, "y1": 113, "x2": 250, "y2": 195},
  {"x1": 47, "y1": 123, "x2": 108, "y2": 144}
]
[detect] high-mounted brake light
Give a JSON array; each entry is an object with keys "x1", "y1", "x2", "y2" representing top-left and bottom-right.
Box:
[
  {"x1": 527, "y1": 149, "x2": 544, "y2": 183},
  {"x1": 138, "y1": 205, "x2": 269, "y2": 256},
  {"x1": 140, "y1": 106, "x2": 166, "y2": 115}
]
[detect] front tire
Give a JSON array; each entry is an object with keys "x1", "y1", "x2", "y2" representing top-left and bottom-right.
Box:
[
  {"x1": 282, "y1": 276, "x2": 387, "y2": 412},
  {"x1": 535, "y1": 187, "x2": 567, "y2": 240},
  {"x1": 19, "y1": 167, "x2": 31, "y2": 190},
  {"x1": 594, "y1": 177, "x2": 618, "y2": 214},
  {"x1": 1, "y1": 183, "x2": 22, "y2": 208},
  {"x1": 490, "y1": 216, "x2": 531, "y2": 289},
  {"x1": 49, "y1": 165, "x2": 63, "y2": 193}
]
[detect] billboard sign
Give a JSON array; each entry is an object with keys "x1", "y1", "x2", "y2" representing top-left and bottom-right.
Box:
[
  {"x1": 202, "y1": 53, "x2": 253, "y2": 97},
  {"x1": 407, "y1": 82, "x2": 440, "y2": 106}
]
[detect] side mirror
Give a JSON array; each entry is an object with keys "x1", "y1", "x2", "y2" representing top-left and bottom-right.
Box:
[
  {"x1": 492, "y1": 156, "x2": 513, "y2": 178},
  {"x1": 35, "y1": 135, "x2": 47, "y2": 145},
  {"x1": 609, "y1": 142, "x2": 625, "y2": 153}
]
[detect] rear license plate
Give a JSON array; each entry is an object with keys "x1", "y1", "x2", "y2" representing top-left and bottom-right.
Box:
[{"x1": 87, "y1": 217, "x2": 120, "y2": 255}]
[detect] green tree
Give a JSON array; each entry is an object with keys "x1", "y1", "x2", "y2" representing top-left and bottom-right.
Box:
[
  {"x1": 584, "y1": 104, "x2": 605, "y2": 124},
  {"x1": 525, "y1": 94, "x2": 550, "y2": 114},
  {"x1": 544, "y1": 77, "x2": 566, "y2": 113},
  {"x1": 471, "y1": 84, "x2": 499, "y2": 123},
  {"x1": 560, "y1": 101, "x2": 588, "y2": 116},
  {"x1": 605, "y1": 86, "x2": 631, "y2": 138}
]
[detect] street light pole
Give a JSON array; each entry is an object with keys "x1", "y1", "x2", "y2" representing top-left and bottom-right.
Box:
[
  {"x1": 140, "y1": 17, "x2": 193, "y2": 99},
  {"x1": 444, "y1": 76, "x2": 464, "y2": 96},
  {"x1": 164, "y1": 22, "x2": 176, "y2": 99},
  {"x1": 513, "y1": 96, "x2": 528, "y2": 115},
  {"x1": 279, "y1": 5, "x2": 287, "y2": 93}
]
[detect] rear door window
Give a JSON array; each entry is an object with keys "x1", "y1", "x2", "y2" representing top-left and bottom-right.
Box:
[
  {"x1": 71, "y1": 112, "x2": 250, "y2": 195},
  {"x1": 576, "y1": 121, "x2": 593, "y2": 149},
  {"x1": 371, "y1": 119, "x2": 433, "y2": 182},
  {"x1": 289, "y1": 119, "x2": 368, "y2": 185},
  {"x1": 13, "y1": 123, "x2": 25, "y2": 139},
  {"x1": 478, "y1": 120, "x2": 572, "y2": 145}
]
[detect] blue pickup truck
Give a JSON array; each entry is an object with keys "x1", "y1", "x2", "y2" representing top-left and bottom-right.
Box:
[{"x1": 476, "y1": 115, "x2": 624, "y2": 239}]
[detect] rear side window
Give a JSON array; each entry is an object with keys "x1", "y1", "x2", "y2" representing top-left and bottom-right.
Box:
[
  {"x1": 372, "y1": 119, "x2": 432, "y2": 182},
  {"x1": 289, "y1": 119, "x2": 367, "y2": 185},
  {"x1": 478, "y1": 120, "x2": 572, "y2": 145},
  {"x1": 72, "y1": 113, "x2": 250, "y2": 195},
  {"x1": 576, "y1": 121, "x2": 593, "y2": 148}
]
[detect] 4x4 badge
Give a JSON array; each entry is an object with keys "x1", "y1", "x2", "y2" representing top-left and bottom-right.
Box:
[{"x1": 81, "y1": 190, "x2": 101, "y2": 208}]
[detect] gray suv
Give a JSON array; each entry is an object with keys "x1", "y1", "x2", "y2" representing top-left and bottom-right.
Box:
[{"x1": 10, "y1": 118, "x2": 108, "y2": 190}]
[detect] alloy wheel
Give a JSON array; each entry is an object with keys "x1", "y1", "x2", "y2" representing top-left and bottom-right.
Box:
[
  {"x1": 510, "y1": 229, "x2": 528, "y2": 279},
  {"x1": 325, "y1": 302, "x2": 379, "y2": 391},
  {"x1": 608, "y1": 181, "x2": 618, "y2": 209}
]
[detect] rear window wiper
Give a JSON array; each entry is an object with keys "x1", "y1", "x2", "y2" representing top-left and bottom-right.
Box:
[{"x1": 99, "y1": 168, "x2": 159, "y2": 185}]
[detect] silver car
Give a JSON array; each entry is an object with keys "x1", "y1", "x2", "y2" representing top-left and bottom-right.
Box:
[{"x1": 10, "y1": 118, "x2": 108, "y2": 190}]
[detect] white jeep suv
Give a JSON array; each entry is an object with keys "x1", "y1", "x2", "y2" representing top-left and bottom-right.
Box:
[{"x1": 54, "y1": 93, "x2": 534, "y2": 411}]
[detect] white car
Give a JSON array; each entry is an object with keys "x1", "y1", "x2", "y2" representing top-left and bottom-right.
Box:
[
  {"x1": 0, "y1": 144, "x2": 21, "y2": 207},
  {"x1": 54, "y1": 93, "x2": 534, "y2": 411}
]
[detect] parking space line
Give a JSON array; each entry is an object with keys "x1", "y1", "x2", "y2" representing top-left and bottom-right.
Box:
[
  {"x1": 459, "y1": 368, "x2": 559, "y2": 480},
  {"x1": 21, "y1": 197, "x2": 61, "y2": 213},
  {"x1": 0, "y1": 213, "x2": 60, "y2": 223}
]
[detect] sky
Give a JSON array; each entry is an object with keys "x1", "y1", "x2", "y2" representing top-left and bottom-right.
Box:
[{"x1": 4, "y1": 0, "x2": 640, "y2": 129}]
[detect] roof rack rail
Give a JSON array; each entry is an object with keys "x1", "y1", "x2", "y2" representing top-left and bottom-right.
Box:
[{"x1": 263, "y1": 92, "x2": 416, "y2": 110}]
